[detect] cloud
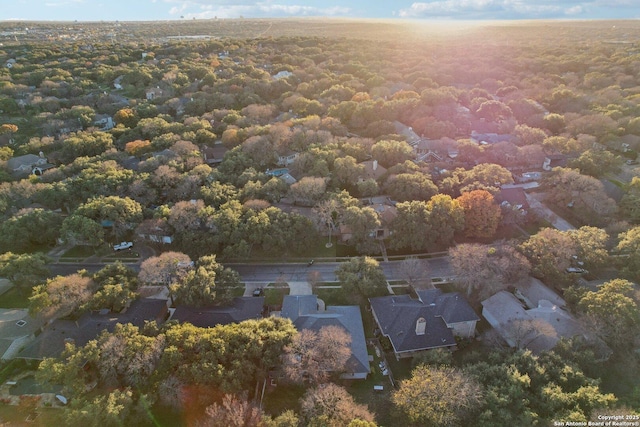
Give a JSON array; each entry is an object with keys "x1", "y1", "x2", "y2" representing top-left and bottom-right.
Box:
[
  {"x1": 397, "y1": 0, "x2": 595, "y2": 19},
  {"x1": 164, "y1": 1, "x2": 351, "y2": 19},
  {"x1": 45, "y1": 0, "x2": 86, "y2": 6}
]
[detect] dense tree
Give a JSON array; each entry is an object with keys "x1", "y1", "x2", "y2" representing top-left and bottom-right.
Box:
[
  {"x1": 288, "y1": 176, "x2": 327, "y2": 206},
  {"x1": 457, "y1": 190, "x2": 501, "y2": 239},
  {"x1": 75, "y1": 195, "x2": 143, "y2": 240},
  {"x1": 171, "y1": 255, "x2": 240, "y2": 307},
  {"x1": 65, "y1": 388, "x2": 152, "y2": 427},
  {"x1": 578, "y1": 279, "x2": 640, "y2": 347},
  {"x1": 467, "y1": 350, "x2": 615, "y2": 425},
  {"x1": 341, "y1": 205, "x2": 381, "y2": 254},
  {"x1": 393, "y1": 365, "x2": 482, "y2": 427},
  {"x1": 617, "y1": 226, "x2": 640, "y2": 282},
  {"x1": 335, "y1": 256, "x2": 387, "y2": 298},
  {"x1": 383, "y1": 173, "x2": 438, "y2": 202},
  {"x1": 0, "y1": 208, "x2": 63, "y2": 253},
  {"x1": 60, "y1": 214, "x2": 105, "y2": 247},
  {"x1": 569, "y1": 149, "x2": 621, "y2": 177},
  {"x1": 519, "y1": 227, "x2": 576, "y2": 286},
  {"x1": 89, "y1": 262, "x2": 139, "y2": 312},
  {"x1": 370, "y1": 139, "x2": 413, "y2": 168},
  {"x1": 389, "y1": 201, "x2": 431, "y2": 251},
  {"x1": 0, "y1": 252, "x2": 50, "y2": 295}
]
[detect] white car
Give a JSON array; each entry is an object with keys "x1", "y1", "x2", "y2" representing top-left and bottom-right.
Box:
[{"x1": 113, "y1": 241, "x2": 133, "y2": 251}]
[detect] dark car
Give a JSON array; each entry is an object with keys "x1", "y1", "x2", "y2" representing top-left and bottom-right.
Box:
[{"x1": 252, "y1": 288, "x2": 264, "y2": 297}]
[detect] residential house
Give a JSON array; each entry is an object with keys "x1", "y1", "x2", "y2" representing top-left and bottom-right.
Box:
[
  {"x1": 93, "y1": 115, "x2": 114, "y2": 131},
  {"x1": 370, "y1": 289, "x2": 479, "y2": 360},
  {"x1": 470, "y1": 131, "x2": 515, "y2": 145},
  {"x1": 496, "y1": 187, "x2": 530, "y2": 218},
  {"x1": 0, "y1": 309, "x2": 45, "y2": 361},
  {"x1": 202, "y1": 144, "x2": 229, "y2": 166},
  {"x1": 482, "y1": 290, "x2": 584, "y2": 354},
  {"x1": 171, "y1": 296, "x2": 265, "y2": 328},
  {"x1": 135, "y1": 218, "x2": 174, "y2": 244},
  {"x1": 359, "y1": 160, "x2": 387, "y2": 182},
  {"x1": 6, "y1": 153, "x2": 54, "y2": 176},
  {"x1": 146, "y1": 87, "x2": 164, "y2": 101},
  {"x1": 273, "y1": 70, "x2": 293, "y2": 80},
  {"x1": 17, "y1": 298, "x2": 168, "y2": 360},
  {"x1": 277, "y1": 150, "x2": 299, "y2": 166},
  {"x1": 280, "y1": 295, "x2": 370, "y2": 379},
  {"x1": 543, "y1": 154, "x2": 568, "y2": 171}
]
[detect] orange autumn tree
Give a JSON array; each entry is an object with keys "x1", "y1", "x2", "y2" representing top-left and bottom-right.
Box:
[
  {"x1": 457, "y1": 189, "x2": 501, "y2": 238},
  {"x1": 124, "y1": 139, "x2": 152, "y2": 157}
]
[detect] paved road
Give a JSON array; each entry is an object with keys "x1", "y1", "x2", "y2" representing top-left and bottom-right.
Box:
[
  {"x1": 49, "y1": 256, "x2": 454, "y2": 284},
  {"x1": 525, "y1": 193, "x2": 576, "y2": 231}
]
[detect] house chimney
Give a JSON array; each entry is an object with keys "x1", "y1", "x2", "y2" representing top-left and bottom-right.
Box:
[
  {"x1": 415, "y1": 317, "x2": 426, "y2": 335},
  {"x1": 373, "y1": 160, "x2": 378, "y2": 171}
]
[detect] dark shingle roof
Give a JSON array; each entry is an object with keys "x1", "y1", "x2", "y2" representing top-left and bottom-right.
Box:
[
  {"x1": 370, "y1": 290, "x2": 478, "y2": 354},
  {"x1": 17, "y1": 298, "x2": 168, "y2": 360},
  {"x1": 171, "y1": 297, "x2": 264, "y2": 328},
  {"x1": 281, "y1": 295, "x2": 370, "y2": 378}
]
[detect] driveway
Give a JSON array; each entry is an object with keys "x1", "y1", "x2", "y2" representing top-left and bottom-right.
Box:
[{"x1": 525, "y1": 193, "x2": 575, "y2": 231}]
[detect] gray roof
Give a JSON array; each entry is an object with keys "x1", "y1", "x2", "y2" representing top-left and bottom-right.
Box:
[
  {"x1": 17, "y1": 298, "x2": 168, "y2": 360},
  {"x1": 281, "y1": 295, "x2": 370, "y2": 378},
  {"x1": 171, "y1": 297, "x2": 264, "y2": 328},
  {"x1": 370, "y1": 289, "x2": 479, "y2": 354}
]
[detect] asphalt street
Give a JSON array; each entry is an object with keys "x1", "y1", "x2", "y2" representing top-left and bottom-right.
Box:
[{"x1": 48, "y1": 257, "x2": 454, "y2": 283}]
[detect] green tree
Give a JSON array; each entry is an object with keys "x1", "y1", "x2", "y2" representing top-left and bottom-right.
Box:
[
  {"x1": 393, "y1": 365, "x2": 482, "y2": 427},
  {"x1": 371, "y1": 139, "x2": 414, "y2": 168},
  {"x1": 0, "y1": 208, "x2": 63, "y2": 253},
  {"x1": 60, "y1": 214, "x2": 104, "y2": 247},
  {"x1": 65, "y1": 389, "x2": 152, "y2": 427},
  {"x1": 389, "y1": 201, "x2": 431, "y2": 251},
  {"x1": 75, "y1": 195, "x2": 143, "y2": 240},
  {"x1": 617, "y1": 225, "x2": 640, "y2": 282},
  {"x1": 519, "y1": 227, "x2": 576, "y2": 287},
  {"x1": 341, "y1": 205, "x2": 381, "y2": 254},
  {"x1": 383, "y1": 173, "x2": 438, "y2": 202},
  {"x1": 0, "y1": 252, "x2": 50, "y2": 295},
  {"x1": 335, "y1": 256, "x2": 387, "y2": 298},
  {"x1": 426, "y1": 194, "x2": 465, "y2": 247},
  {"x1": 171, "y1": 255, "x2": 240, "y2": 307},
  {"x1": 578, "y1": 279, "x2": 640, "y2": 347}
]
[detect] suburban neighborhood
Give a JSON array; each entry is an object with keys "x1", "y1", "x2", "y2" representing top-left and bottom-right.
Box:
[{"x1": 0, "y1": 16, "x2": 638, "y2": 427}]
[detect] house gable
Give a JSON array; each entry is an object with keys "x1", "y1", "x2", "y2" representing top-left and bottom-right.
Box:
[
  {"x1": 280, "y1": 295, "x2": 370, "y2": 379},
  {"x1": 370, "y1": 290, "x2": 478, "y2": 359}
]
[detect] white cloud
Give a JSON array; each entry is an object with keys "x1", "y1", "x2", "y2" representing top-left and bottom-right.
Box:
[
  {"x1": 398, "y1": 0, "x2": 593, "y2": 19},
  {"x1": 166, "y1": 1, "x2": 350, "y2": 19}
]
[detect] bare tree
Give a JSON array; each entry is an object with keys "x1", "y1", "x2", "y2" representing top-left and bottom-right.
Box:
[
  {"x1": 300, "y1": 383, "x2": 375, "y2": 426},
  {"x1": 138, "y1": 251, "x2": 192, "y2": 286},
  {"x1": 398, "y1": 257, "x2": 432, "y2": 288},
  {"x1": 509, "y1": 318, "x2": 558, "y2": 350},
  {"x1": 199, "y1": 393, "x2": 264, "y2": 427},
  {"x1": 283, "y1": 325, "x2": 351, "y2": 384}
]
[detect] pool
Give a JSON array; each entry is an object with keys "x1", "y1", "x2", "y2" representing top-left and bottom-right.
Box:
[{"x1": 9, "y1": 376, "x2": 62, "y2": 396}]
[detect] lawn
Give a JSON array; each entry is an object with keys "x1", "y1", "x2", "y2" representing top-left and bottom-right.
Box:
[
  {"x1": 59, "y1": 245, "x2": 100, "y2": 259},
  {"x1": 264, "y1": 286, "x2": 290, "y2": 307},
  {"x1": 0, "y1": 404, "x2": 65, "y2": 426},
  {"x1": 262, "y1": 383, "x2": 305, "y2": 417},
  {"x1": 0, "y1": 287, "x2": 31, "y2": 309}
]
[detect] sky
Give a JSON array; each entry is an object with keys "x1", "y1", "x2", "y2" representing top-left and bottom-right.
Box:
[{"x1": 2, "y1": 0, "x2": 639, "y2": 22}]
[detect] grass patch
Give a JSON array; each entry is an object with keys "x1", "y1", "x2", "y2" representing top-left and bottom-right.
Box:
[
  {"x1": 262, "y1": 383, "x2": 305, "y2": 417},
  {"x1": 264, "y1": 286, "x2": 289, "y2": 306},
  {"x1": 315, "y1": 287, "x2": 352, "y2": 306},
  {"x1": 60, "y1": 245, "x2": 99, "y2": 258},
  {"x1": 0, "y1": 404, "x2": 65, "y2": 426},
  {"x1": 0, "y1": 287, "x2": 31, "y2": 309}
]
